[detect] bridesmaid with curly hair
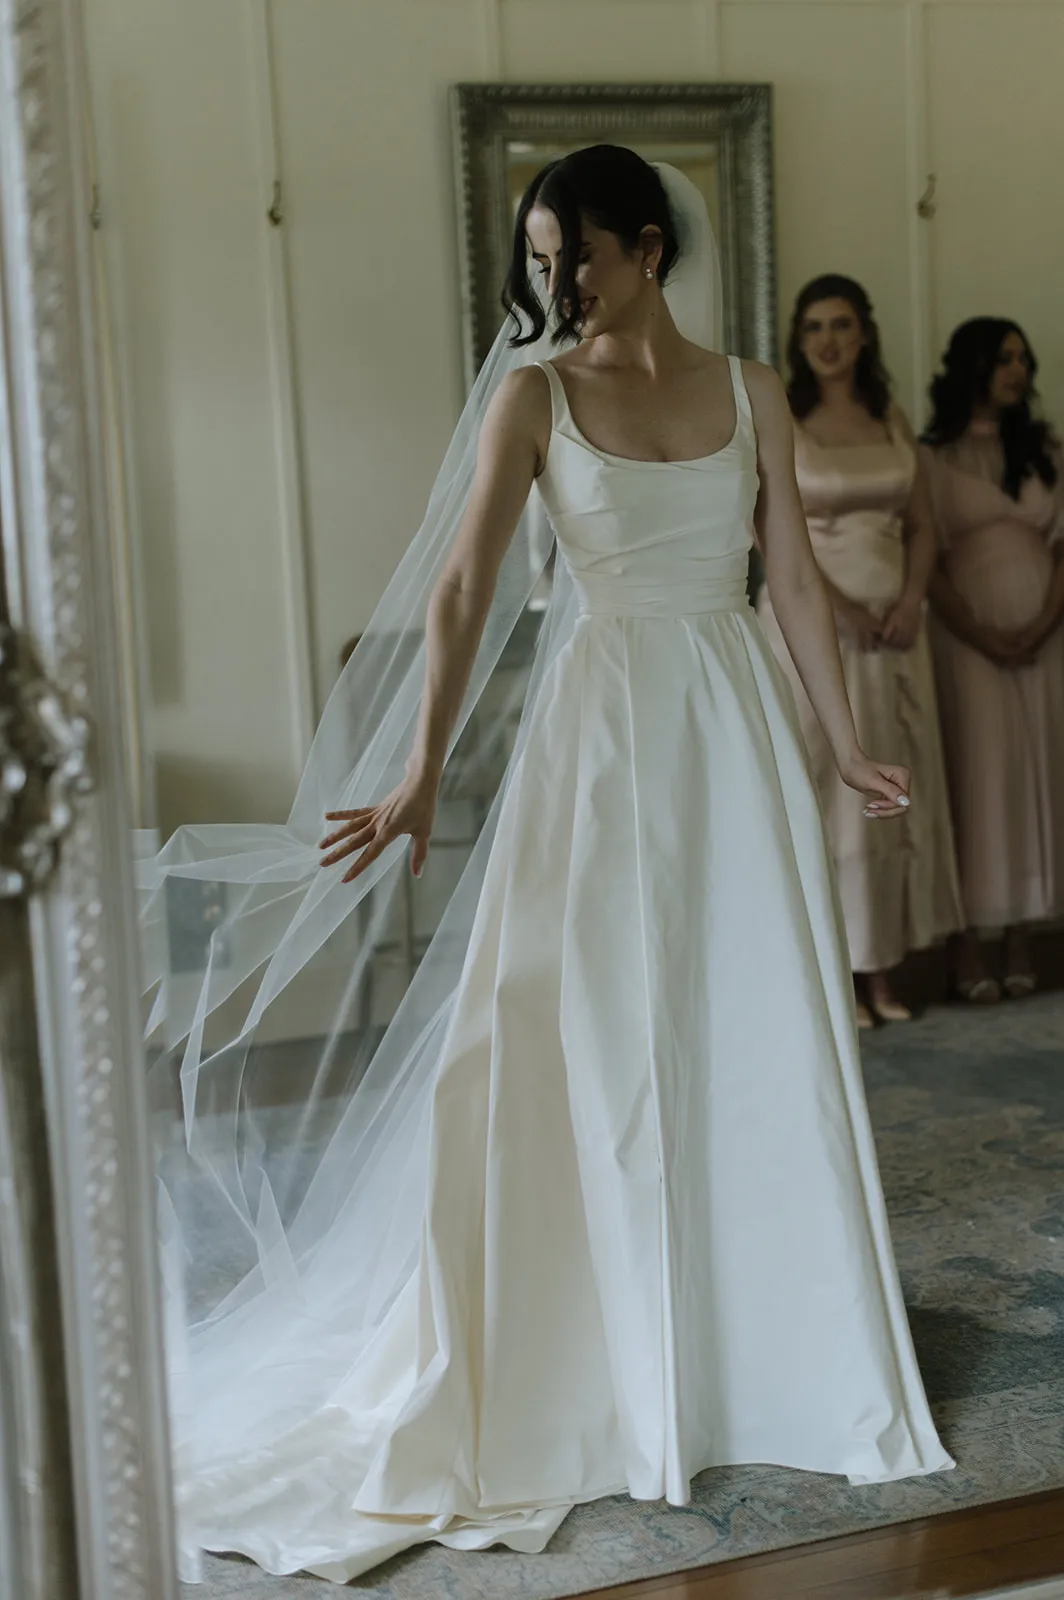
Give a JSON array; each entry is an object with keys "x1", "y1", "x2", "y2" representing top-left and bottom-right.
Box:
[
  {"x1": 759, "y1": 276, "x2": 962, "y2": 1028},
  {"x1": 922, "y1": 318, "x2": 1064, "y2": 1000}
]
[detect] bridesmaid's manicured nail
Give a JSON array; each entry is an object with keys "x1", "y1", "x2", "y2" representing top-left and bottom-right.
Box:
[{"x1": 897, "y1": 796, "x2": 910, "y2": 807}]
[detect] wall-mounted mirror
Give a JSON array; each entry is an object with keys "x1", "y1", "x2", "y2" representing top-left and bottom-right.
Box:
[
  {"x1": 452, "y1": 82, "x2": 777, "y2": 386},
  {"x1": 11, "y1": 4, "x2": 1064, "y2": 1597}
]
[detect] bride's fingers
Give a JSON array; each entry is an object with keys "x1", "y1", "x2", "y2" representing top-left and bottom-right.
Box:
[
  {"x1": 409, "y1": 833, "x2": 430, "y2": 879},
  {"x1": 342, "y1": 833, "x2": 392, "y2": 884},
  {"x1": 320, "y1": 833, "x2": 364, "y2": 859},
  {"x1": 320, "y1": 811, "x2": 374, "y2": 845},
  {"x1": 320, "y1": 824, "x2": 378, "y2": 865},
  {"x1": 863, "y1": 791, "x2": 910, "y2": 818},
  {"x1": 861, "y1": 768, "x2": 911, "y2": 818},
  {"x1": 320, "y1": 814, "x2": 379, "y2": 849}
]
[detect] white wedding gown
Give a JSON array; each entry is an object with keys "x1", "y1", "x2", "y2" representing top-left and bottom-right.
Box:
[{"x1": 177, "y1": 355, "x2": 953, "y2": 1582}]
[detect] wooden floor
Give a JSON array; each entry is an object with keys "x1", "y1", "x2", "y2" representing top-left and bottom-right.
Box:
[{"x1": 590, "y1": 1489, "x2": 1064, "y2": 1598}]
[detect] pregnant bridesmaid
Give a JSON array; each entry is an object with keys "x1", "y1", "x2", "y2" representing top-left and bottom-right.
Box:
[
  {"x1": 923, "y1": 318, "x2": 1064, "y2": 999},
  {"x1": 759, "y1": 276, "x2": 962, "y2": 1027}
]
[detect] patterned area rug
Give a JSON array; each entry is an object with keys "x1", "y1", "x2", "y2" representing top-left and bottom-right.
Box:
[
  {"x1": 988, "y1": 1587, "x2": 1064, "y2": 1599},
  {"x1": 190, "y1": 993, "x2": 1064, "y2": 1598}
]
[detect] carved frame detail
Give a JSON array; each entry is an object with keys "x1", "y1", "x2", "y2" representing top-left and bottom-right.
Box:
[
  {"x1": 452, "y1": 81, "x2": 777, "y2": 386},
  {"x1": 0, "y1": 1, "x2": 176, "y2": 1595}
]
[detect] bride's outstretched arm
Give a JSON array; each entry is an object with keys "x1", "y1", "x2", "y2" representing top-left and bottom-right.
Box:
[
  {"x1": 747, "y1": 362, "x2": 911, "y2": 818},
  {"x1": 320, "y1": 365, "x2": 549, "y2": 882}
]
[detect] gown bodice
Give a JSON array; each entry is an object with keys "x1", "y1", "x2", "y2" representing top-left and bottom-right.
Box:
[{"x1": 534, "y1": 355, "x2": 759, "y2": 618}]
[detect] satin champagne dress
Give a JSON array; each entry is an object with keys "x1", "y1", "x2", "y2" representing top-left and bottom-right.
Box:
[
  {"x1": 759, "y1": 415, "x2": 963, "y2": 973},
  {"x1": 923, "y1": 426, "x2": 1064, "y2": 929}
]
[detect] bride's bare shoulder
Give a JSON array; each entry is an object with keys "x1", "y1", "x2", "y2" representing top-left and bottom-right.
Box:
[
  {"x1": 482, "y1": 364, "x2": 553, "y2": 458},
  {"x1": 738, "y1": 359, "x2": 789, "y2": 419},
  {"x1": 490, "y1": 362, "x2": 553, "y2": 420},
  {"x1": 545, "y1": 347, "x2": 589, "y2": 378},
  {"x1": 738, "y1": 357, "x2": 785, "y2": 396}
]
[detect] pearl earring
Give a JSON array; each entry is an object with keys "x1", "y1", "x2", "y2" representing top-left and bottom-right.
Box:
[{"x1": 645, "y1": 268, "x2": 654, "y2": 279}]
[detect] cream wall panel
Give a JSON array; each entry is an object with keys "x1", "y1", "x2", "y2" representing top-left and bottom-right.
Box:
[
  {"x1": 86, "y1": 0, "x2": 1064, "y2": 833},
  {"x1": 926, "y1": 1, "x2": 1064, "y2": 423},
  {"x1": 269, "y1": 0, "x2": 481, "y2": 687},
  {"x1": 501, "y1": 0, "x2": 705, "y2": 79},
  {"x1": 84, "y1": 0, "x2": 301, "y2": 831},
  {"x1": 721, "y1": 0, "x2": 917, "y2": 413}
]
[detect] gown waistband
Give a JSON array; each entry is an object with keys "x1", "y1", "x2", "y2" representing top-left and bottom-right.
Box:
[{"x1": 571, "y1": 568, "x2": 750, "y2": 618}]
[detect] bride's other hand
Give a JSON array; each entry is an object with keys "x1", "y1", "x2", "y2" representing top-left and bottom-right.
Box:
[
  {"x1": 320, "y1": 775, "x2": 438, "y2": 883},
  {"x1": 837, "y1": 755, "x2": 911, "y2": 819}
]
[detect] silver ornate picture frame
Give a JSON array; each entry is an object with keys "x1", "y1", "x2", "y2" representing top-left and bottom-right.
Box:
[
  {"x1": 452, "y1": 82, "x2": 777, "y2": 387},
  {"x1": 0, "y1": 0, "x2": 176, "y2": 1595}
]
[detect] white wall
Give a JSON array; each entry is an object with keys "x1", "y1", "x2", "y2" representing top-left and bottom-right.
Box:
[{"x1": 83, "y1": 0, "x2": 1064, "y2": 833}]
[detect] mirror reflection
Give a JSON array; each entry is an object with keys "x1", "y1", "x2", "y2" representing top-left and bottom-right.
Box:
[{"x1": 80, "y1": 7, "x2": 1064, "y2": 1594}]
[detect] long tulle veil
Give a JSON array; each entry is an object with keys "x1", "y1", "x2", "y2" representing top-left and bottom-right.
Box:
[{"x1": 139, "y1": 162, "x2": 722, "y2": 1575}]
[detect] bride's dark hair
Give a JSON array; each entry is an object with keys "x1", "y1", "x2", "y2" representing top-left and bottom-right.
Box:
[
  {"x1": 923, "y1": 317, "x2": 1057, "y2": 500},
  {"x1": 785, "y1": 275, "x2": 892, "y2": 422},
  {"x1": 503, "y1": 144, "x2": 680, "y2": 348}
]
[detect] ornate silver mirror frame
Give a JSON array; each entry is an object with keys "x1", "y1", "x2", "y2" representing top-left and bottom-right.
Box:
[
  {"x1": 0, "y1": 0, "x2": 176, "y2": 1595},
  {"x1": 452, "y1": 82, "x2": 777, "y2": 387}
]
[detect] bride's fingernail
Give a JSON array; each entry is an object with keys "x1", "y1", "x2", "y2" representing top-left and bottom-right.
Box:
[{"x1": 897, "y1": 796, "x2": 910, "y2": 807}]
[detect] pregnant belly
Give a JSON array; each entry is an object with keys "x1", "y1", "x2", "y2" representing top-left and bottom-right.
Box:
[{"x1": 945, "y1": 522, "x2": 1053, "y2": 628}]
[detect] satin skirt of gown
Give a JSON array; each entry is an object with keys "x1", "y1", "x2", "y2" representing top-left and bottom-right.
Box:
[{"x1": 177, "y1": 357, "x2": 953, "y2": 1583}]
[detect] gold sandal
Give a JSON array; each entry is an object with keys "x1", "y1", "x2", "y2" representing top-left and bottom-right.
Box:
[
  {"x1": 954, "y1": 976, "x2": 1002, "y2": 1005},
  {"x1": 869, "y1": 997, "x2": 912, "y2": 1023}
]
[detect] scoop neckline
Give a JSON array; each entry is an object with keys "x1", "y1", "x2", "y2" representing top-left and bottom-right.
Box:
[{"x1": 545, "y1": 358, "x2": 741, "y2": 468}]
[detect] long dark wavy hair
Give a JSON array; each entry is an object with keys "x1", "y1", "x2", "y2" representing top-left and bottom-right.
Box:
[
  {"x1": 502, "y1": 144, "x2": 681, "y2": 348},
  {"x1": 923, "y1": 318, "x2": 1057, "y2": 500},
  {"x1": 785, "y1": 275, "x2": 892, "y2": 422}
]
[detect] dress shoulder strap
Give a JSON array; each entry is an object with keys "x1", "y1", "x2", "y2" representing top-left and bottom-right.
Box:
[
  {"x1": 533, "y1": 360, "x2": 565, "y2": 431},
  {"x1": 726, "y1": 354, "x2": 753, "y2": 426},
  {"x1": 726, "y1": 354, "x2": 757, "y2": 455}
]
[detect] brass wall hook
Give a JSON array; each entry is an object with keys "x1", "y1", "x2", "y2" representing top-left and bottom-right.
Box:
[{"x1": 917, "y1": 174, "x2": 937, "y2": 220}]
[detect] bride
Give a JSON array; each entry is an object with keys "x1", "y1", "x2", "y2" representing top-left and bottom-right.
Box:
[{"x1": 145, "y1": 145, "x2": 952, "y2": 1585}]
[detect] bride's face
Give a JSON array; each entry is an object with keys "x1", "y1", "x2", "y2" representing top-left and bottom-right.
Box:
[
  {"x1": 799, "y1": 297, "x2": 866, "y2": 385},
  {"x1": 526, "y1": 205, "x2": 656, "y2": 337}
]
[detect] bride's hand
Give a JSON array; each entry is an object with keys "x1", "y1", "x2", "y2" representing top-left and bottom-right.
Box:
[
  {"x1": 837, "y1": 753, "x2": 912, "y2": 820},
  {"x1": 319, "y1": 776, "x2": 438, "y2": 884}
]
